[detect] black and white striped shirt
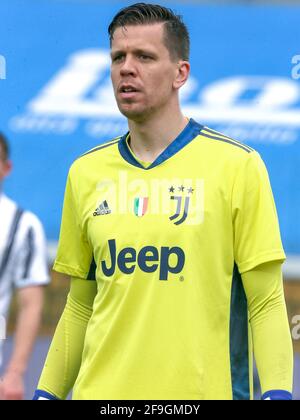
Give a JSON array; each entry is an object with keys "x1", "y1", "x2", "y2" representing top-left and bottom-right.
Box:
[{"x1": 0, "y1": 193, "x2": 50, "y2": 365}]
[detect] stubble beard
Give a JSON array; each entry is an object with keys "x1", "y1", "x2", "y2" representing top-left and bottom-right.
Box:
[
  {"x1": 117, "y1": 93, "x2": 170, "y2": 124},
  {"x1": 117, "y1": 101, "x2": 154, "y2": 123}
]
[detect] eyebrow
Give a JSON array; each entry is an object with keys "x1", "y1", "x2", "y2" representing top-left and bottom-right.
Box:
[
  {"x1": 110, "y1": 50, "x2": 123, "y2": 59},
  {"x1": 110, "y1": 48, "x2": 157, "y2": 58}
]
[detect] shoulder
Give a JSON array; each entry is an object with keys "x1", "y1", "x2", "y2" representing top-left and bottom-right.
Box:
[
  {"x1": 20, "y1": 210, "x2": 45, "y2": 235},
  {"x1": 66, "y1": 136, "x2": 123, "y2": 188},
  {"x1": 0, "y1": 195, "x2": 43, "y2": 222},
  {"x1": 0, "y1": 194, "x2": 17, "y2": 212},
  {"x1": 80, "y1": 136, "x2": 122, "y2": 158},
  {"x1": 75, "y1": 136, "x2": 122, "y2": 165},
  {"x1": 187, "y1": 124, "x2": 269, "y2": 182},
  {"x1": 66, "y1": 136, "x2": 123, "y2": 181},
  {"x1": 198, "y1": 126, "x2": 255, "y2": 156},
  {"x1": 193, "y1": 125, "x2": 264, "y2": 173},
  {"x1": 0, "y1": 195, "x2": 23, "y2": 229}
]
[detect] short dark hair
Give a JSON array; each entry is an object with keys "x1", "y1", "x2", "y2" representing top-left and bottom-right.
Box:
[
  {"x1": 0, "y1": 132, "x2": 9, "y2": 160},
  {"x1": 108, "y1": 3, "x2": 190, "y2": 61}
]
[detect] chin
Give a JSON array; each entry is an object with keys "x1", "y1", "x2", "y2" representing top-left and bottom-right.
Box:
[{"x1": 118, "y1": 105, "x2": 148, "y2": 122}]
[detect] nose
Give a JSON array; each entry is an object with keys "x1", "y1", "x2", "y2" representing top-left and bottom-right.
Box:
[{"x1": 120, "y1": 56, "x2": 137, "y2": 77}]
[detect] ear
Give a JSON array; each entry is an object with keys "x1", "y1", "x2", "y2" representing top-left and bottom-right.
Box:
[
  {"x1": 3, "y1": 160, "x2": 12, "y2": 178},
  {"x1": 173, "y1": 61, "x2": 190, "y2": 90}
]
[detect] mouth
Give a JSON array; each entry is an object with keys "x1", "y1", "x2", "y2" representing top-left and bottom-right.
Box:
[{"x1": 119, "y1": 85, "x2": 140, "y2": 99}]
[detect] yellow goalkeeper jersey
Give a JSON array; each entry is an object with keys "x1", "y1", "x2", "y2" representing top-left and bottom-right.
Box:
[{"x1": 53, "y1": 118, "x2": 285, "y2": 400}]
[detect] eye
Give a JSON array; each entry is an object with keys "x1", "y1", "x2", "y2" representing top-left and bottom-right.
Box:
[
  {"x1": 139, "y1": 54, "x2": 152, "y2": 61},
  {"x1": 112, "y1": 54, "x2": 124, "y2": 63}
]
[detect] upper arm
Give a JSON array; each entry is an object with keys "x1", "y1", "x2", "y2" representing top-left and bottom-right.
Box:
[
  {"x1": 53, "y1": 166, "x2": 95, "y2": 280},
  {"x1": 232, "y1": 152, "x2": 286, "y2": 274}
]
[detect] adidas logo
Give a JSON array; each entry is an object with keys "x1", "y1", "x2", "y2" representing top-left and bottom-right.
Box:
[{"x1": 93, "y1": 200, "x2": 112, "y2": 216}]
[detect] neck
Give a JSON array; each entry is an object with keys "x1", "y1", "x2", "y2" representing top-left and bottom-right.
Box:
[{"x1": 127, "y1": 106, "x2": 188, "y2": 163}]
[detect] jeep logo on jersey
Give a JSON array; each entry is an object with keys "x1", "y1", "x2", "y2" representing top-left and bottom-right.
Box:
[{"x1": 101, "y1": 239, "x2": 185, "y2": 280}]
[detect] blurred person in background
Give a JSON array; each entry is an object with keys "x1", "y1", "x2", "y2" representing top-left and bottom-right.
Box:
[
  {"x1": 0, "y1": 132, "x2": 50, "y2": 400},
  {"x1": 35, "y1": 3, "x2": 293, "y2": 400}
]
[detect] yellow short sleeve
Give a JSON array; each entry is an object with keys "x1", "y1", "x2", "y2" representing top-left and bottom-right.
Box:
[
  {"x1": 53, "y1": 166, "x2": 95, "y2": 279},
  {"x1": 232, "y1": 151, "x2": 286, "y2": 273}
]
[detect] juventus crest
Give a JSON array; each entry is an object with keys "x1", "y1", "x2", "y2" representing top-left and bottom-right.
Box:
[{"x1": 169, "y1": 185, "x2": 195, "y2": 226}]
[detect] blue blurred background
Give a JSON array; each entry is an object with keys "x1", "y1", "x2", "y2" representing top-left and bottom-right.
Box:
[{"x1": 0, "y1": 0, "x2": 299, "y2": 400}]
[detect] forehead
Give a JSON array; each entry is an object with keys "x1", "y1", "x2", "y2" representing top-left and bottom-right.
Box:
[{"x1": 111, "y1": 23, "x2": 167, "y2": 52}]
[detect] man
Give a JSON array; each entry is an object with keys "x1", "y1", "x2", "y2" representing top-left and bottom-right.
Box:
[
  {"x1": 34, "y1": 3, "x2": 293, "y2": 400},
  {"x1": 0, "y1": 133, "x2": 50, "y2": 400}
]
